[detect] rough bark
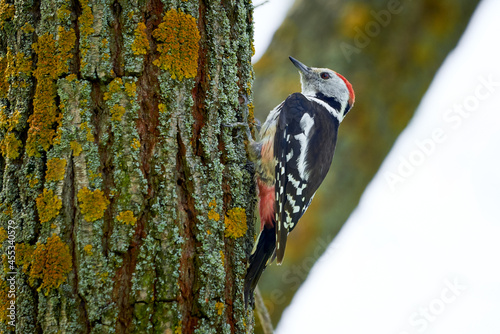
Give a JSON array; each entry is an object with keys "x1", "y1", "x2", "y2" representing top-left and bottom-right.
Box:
[{"x1": 0, "y1": 0, "x2": 256, "y2": 333}]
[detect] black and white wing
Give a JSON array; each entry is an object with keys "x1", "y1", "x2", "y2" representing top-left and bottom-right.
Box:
[{"x1": 274, "y1": 93, "x2": 340, "y2": 264}]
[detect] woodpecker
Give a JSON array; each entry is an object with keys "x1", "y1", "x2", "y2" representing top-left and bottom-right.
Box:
[{"x1": 244, "y1": 56, "x2": 355, "y2": 307}]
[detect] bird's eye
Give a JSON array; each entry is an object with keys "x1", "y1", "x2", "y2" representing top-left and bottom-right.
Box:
[{"x1": 320, "y1": 72, "x2": 331, "y2": 80}]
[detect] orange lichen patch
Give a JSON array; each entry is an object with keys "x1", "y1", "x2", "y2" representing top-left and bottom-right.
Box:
[
  {"x1": 88, "y1": 169, "x2": 102, "y2": 181},
  {"x1": 158, "y1": 103, "x2": 167, "y2": 113},
  {"x1": 21, "y1": 22, "x2": 35, "y2": 34},
  {"x1": 77, "y1": 187, "x2": 109, "y2": 222},
  {"x1": 30, "y1": 234, "x2": 72, "y2": 295},
  {"x1": 57, "y1": 7, "x2": 72, "y2": 21},
  {"x1": 28, "y1": 29, "x2": 75, "y2": 156},
  {"x1": 208, "y1": 209, "x2": 220, "y2": 221},
  {"x1": 215, "y1": 301, "x2": 224, "y2": 316},
  {"x1": 0, "y1": 132, "x2": 21, "y2": 159},
  {"x1": 45, "y1": 158, "x2": 67, "y2": 182},
  {"x1": 152, "y1": 9, "x2": 200, "y2": 80},
  {"x1": 219, "y1": 250, "x2": 225, "y2": 265},
  {"x1": 2, "y1": 204, "x2": 12, "y2": 217},
  {"x1": 15, "y1": 243, "x2": 34, "y2": 274},
  {"x1": 132, "y1": 22, "x2": 150, "y2": 56},
  {"x1": 207, "y1": 198, "x2": 220, "y2": 221},
  {"x1": 131, "y1": 138, "x2": 141, "y2": 150},
  {"x1": 0, "y1": 108, "x2": 21, "y2": 132},
  {"x1": 79, "y1": 0, "x2": 94, "y2": 38},
  {"x1": 27, "y1": 173, "x2": 39, "y2": 188},
  {"x1": 5, "y1": 49, "x2": 33, "y2": 78},
  {"x1": 110, "y1": 104, "x2": 126, "y2": 121},
  {"x1": 224, "y1": 207, "x2": 247, "y2": 239},
  {"x1": 103, "y1": 77, "x2": 123, "y2": 101},
  {"x1": 0, "y1": 57, "x2": 7, "y2": 97},
  {"x1": 80, "y1": 122, "x2": 94, "y2": 142},
  {"x1": 0, "y1": 227, "x2": 6, "y2": 243},
  {"x1": 116, "y1": 210, "x2": 137, "y2": 226},
  {"x1": 36, "y1": 189, "x2": 63, "y2": 223},
  {"x1": 83, "y1": 244, "x2": 93, "y2": 255},
  {"x1": 67, "y1": 73, "x2": 77, "y2": 82},
  {"x1": 0, "y1": 0, "x2": 15, "y2": 28},
  {"x1": 124, "y1": 81, "x2": 136, "y2": 98},
  {"x1": 0, "y1": 278, "x2": 13, "y2": 326},
  {"x1": 70, "y1": 141, "x2": 82, "y2": 156}
]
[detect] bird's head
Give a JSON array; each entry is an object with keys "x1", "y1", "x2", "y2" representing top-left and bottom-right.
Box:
[{"x1": 290, "y1": 56, "x2": 355, "y2": 116}]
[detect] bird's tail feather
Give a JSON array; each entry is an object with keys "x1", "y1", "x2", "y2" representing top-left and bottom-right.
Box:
[{"x1": 244, "y1": 226, "x2": 276, "y2": 308}]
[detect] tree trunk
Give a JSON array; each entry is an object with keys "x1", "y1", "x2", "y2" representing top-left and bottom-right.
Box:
[{"x1": 0, "y1": 0, "x2": 256, "y2": 333}]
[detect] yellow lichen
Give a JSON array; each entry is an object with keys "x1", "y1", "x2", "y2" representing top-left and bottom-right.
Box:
[
  {"x1": 83, "y1": 244, "x2": 93, "y2": 255},
  {"x1": 79, "y1": 0, "x2": 94, "y2": 39},
  {"x1": 28, "y1": 174, "x2": 39, "y2": 188},
  {"x1": 45, "y1": 158, "x2": 67, "y2": 182},
  {"x1": 15, "y1": 243, "x2": 34, "y2": 274},
  {"x1": 80, "y1": 122, "x2": 94, "y2": 142},
  {"x1": 36, "y1": 189, "x2": 63, "y2": 223},
  {"x1": 0, "y1": 278, "x2": 13, "y2": 326},
  {"x1": 5, "y1": 50, "x2": 32, "y2": 78},
  {"x1": 124, "y1": 81, "x2": 136, "y2": 97},
  {"x1": 0, "y1": 227, "x2": 6, "y2": 243},
  {"x1": 158, "y1": 103, "x2": 167, "y2": 113},
  {"x1": 0, "y1": 0, "x2": 15, "y2": 28},
  {"x1": 0, "y1": 132, "x2": 21, "y2": 159},
  {"x1": 27, "y1": 29, "x2": 75, "y2": 156},
  {"x1": 21, "y1": 22, "x2": 35, "y2": 34},
  {"x1": 219, "y1": 250, "x2": 225, "y2": 265},
  {"x1": 110, "y1": 104, "x2": 126, "y2": 121},
  {"x1": 116, "y1": 210, "x2": 137, "y2": 226},
  {"x1": 57, "y1": 7, "x2": 71, "y2": 21},
  {"x1": 131, "y1": 138, "x2": 141, "y2": 150},
  {"x1": 0, "y1": 57, "x2": 7, "y2": 97},
  {"x1": 152, "y1": 9, "x2": 200, "y2": 80},
  {"x1": 77, "y1": 187, "x2": 109, "y2": 222},
  {"x1": 66, "y1": 73, "x2": 77, "y2": 82},
  {"x1": 30, "y1": 234, "x2": 72, "y2": 295},
  {"x1": 103, "y1": 77, "x2": 123, "y2": 101},
  {"x1": 131, "y1": 22, "x2": 150, "y2": 56},
  {"x1": 215, "y1": 301, "x2": 224, "y2": 316},
  {"x1": 207, "y1": 198, "x2": 220, "y2": 221},
  {"x1": 224, "y1": 207, "x2": 247, "y2": 239},
  {"x1": 70, "y1": 141, "x2": 82, "y2": 156},
  {"x1": 88, "y1": 169, "x2": 102, "y2": 181}
]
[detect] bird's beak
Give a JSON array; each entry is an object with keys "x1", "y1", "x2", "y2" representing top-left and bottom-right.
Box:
[{"x1": 289, "y1": 56, "x2": 312, "y2": 75}]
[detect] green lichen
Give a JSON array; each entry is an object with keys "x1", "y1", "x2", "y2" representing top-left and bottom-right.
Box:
[{"x1": 152, "y1": 9, "x2": 200, "y2": 80}]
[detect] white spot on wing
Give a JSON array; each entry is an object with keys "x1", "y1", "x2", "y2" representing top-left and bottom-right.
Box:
[
  {"x1": 294, "y1": 113, "x2": 314, "y2": 180},
  {"x1": 287, "y1": 174, "x2": 307, "y2": 195}
]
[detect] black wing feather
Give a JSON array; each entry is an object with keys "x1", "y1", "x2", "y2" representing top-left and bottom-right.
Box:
[{"x1": 274, "y1": 93, "x2": 339, "y2": 264}]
